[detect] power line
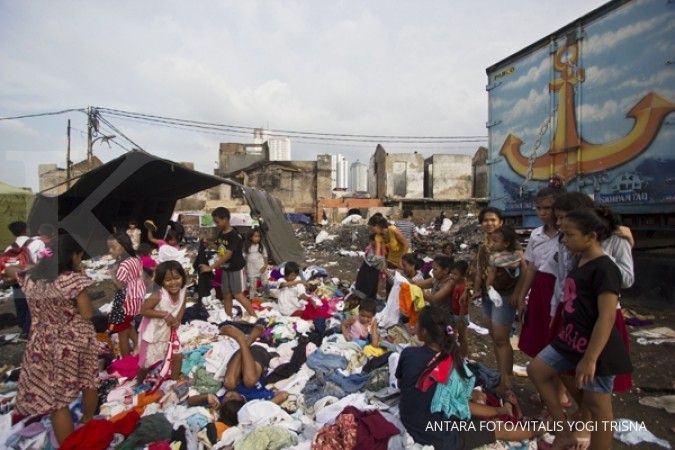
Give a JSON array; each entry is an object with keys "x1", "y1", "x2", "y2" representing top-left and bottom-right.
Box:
[
  {"x1": 0, "y1": 108, "x2": 85, "y2": 121},
  {"x1": 96, "y1": 114, "x2": 145, "y2": 152},
  {"x1": 95, "y1": 106, "x2": 487, "y2": 143}
]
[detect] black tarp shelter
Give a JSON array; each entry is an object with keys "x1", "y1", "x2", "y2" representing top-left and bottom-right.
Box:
[{"x1": 28, "y1": 151, "x2": 304, "y2": 263}]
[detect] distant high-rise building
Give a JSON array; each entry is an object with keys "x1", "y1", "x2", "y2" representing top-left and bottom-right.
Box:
[
  {"x1": 350, "y1": 161, "x2": 368, "y2": 192},
  {"x1": 331, "y1": 154, "x2": 349, "y2": 189},
  {"x1": 252, "y1": 128, "x2": 291, "y2": 160}
]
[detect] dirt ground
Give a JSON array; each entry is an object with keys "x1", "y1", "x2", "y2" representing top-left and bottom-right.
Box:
[{"x1": 1, "y1": 250, "x2": 673, "y2": 448}]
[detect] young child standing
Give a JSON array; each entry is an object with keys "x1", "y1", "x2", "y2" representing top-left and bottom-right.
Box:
[
  {"x1": 136, "y1": 261, "x2": 187, "y2": 384},
  {"x1": 244, "y1": 228, "x2": 268, "y2": 298},
  {"x1": 528, "y1": 208, "x2": 632, "y2": 450},
  {"x1": 7, "y1": 234, "x2": 98, "y2": 445},
  {"x1": 483, "y1": 225, "x2": 525, "y2": 395},
  {"x1": 108, "y1": 232, "x2": 146, "y2": 356},
  {"x1": 199, "y1": 207, "x2": 257, "y2": 322},
  {"x1": 127, "y1": 220, "x2": 141, "y2": 250}
]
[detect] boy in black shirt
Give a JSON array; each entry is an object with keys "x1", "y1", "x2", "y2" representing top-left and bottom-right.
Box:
[{"x1": 199, "y1": 207, "x2": 258, "y2": 323}]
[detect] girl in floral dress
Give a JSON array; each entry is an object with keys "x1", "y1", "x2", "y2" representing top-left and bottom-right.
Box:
[{"x1": 8, "y1": 234, "x2": 98, "y2": 445}]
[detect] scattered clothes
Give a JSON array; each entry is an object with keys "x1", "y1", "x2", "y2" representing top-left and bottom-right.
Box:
[
  {"x1": 107, "y1": 355, "x2": 140, "y2": 379},
  {"x1": 193, "y1": 367, "x2": 221, "y2": 394},
  {"x1": 638, "y1": 395, "x2": 675, "y2": 414},
  {"x1": 632, "y1": 327, "x2": 675, "y2": 345},
  {"x1": 60, "y1": 419, "x2": 114, "y2": 450},
  {"x1": 467, "y1": 361, "x2": 501, "y2": 392},
  {"x1": 303, "y1": 377, "x2": 348, "y2": 408},
  {"x1": 313, "y1": 408, "x2": 358, "y2": 450},
  {"x1": 307, "y1": 350, "x2": 348, "y2": 374},
  {"x1": 362, "y1": 352, "x2": 392, "y2": 373},
  {"x1": 364, "y1": 366, "x2": 389, "y2": 392},
  {"x1": 117, "y1": 413, "x2": 173, "y2": 450},
  {"x1": 182, "y1": 303, "x2": 210, "y2": 324},
  {"x1": 613, "y1": 418, "x2": 672, "y2": 449},
  {"x1": 327, "y1": 372, "x2": 370, "y2": 393},
  {"x1": 468, "y1": 321, "x2": 489, "y2": 335},
  {"x1": 234, "y1": 425, "x2": 297, "y2": 450},
  {"x1": 113, "y1": 409, "x2": 141, "y2": 437}
]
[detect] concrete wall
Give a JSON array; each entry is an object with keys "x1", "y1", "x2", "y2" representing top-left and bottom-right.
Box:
[
  {"x1": 384, "y1": 153, "x2": 425, "y2": 199},
  {"x1": 472, "y1": 147, "x2": 488, "y2": 198},
  {"x1": 235, "y1": 162, "x2": 318, "y2": 214},
  {"x1": 370, "y1": 145, "x2": 387, "y2": 199},
  {"x1": 427, "y1": 154, "x2": 472, "y2": 200}
]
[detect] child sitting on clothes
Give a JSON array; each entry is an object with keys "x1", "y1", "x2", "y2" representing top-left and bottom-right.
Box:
[
  {"x1": 277, "y1": 261, "x2": 312, "y2": 316},
  {"x1": 341, "y1": 297, "x2": 380, "y2": 348}
]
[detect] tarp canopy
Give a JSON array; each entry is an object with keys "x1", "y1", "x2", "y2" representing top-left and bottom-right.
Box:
[
  {"x1": 28, "y1": 151, "x2": 304, "y2": 263},
  {"x1": 0, "y1": 182, "x2": 34, "y2": 248}
]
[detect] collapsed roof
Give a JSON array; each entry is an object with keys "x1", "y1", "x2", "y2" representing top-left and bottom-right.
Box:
[{"x1": 28, "y1": 151, "x2": 304, "y2": 263}]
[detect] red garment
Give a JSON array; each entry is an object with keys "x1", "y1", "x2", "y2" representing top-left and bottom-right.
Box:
[
  {"x1": 451, "y1": 282, "x2": 467, "y2": 316},
  {"x1": 313, "y1": 410, "x2": 358, "y2": 450},
  {"x1": 519, "y1": 271, "x2": 556, "y2": 358},
  {"x1": 342, "y1": 406, "x2": 400, "y2": 450},
  {"x1": 549, "y1": 305, "x2": 632, "y2": 393},
  {"x1": 417, "y1": 354, "x2": 453, "y2": 392},
  {"x1": 107, "y1": 354, "x2": 140, "y2": 379},
  {"x1": 301, "y1": 297, "x2": 332, "y2": 320},
  {"x1": 148, "y1": 442, "x2": 172, "y2": 450},
  {"x1": 60, "y1": 419, "x2": 115, "y2": 450},
  {"x1": 109, "y1": 314, "x2": 134, "y2": 333},
  {"x1": 113, "y1": 409, "x2": 140, "y2": 437}
]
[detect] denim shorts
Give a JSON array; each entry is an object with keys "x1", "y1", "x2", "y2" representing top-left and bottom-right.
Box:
[
  {"x1": 537, "y1": 345, "x2": 615, "y2": 394},
  {"x1": 481, "y1": 293, "x2": 516, "y2": 327}
]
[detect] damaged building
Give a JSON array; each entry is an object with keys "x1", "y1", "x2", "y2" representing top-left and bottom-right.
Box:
[
  {"x1": 424, "y1": 154, "x2": 472, "y2": 200},
  {"x1": 369, "y1": 145, "x2": 425, "y2": 199}
]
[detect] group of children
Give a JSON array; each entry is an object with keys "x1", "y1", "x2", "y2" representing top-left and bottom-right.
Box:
[{"x1": 2, "y1": 191, "x2": 636, "y2": 448}]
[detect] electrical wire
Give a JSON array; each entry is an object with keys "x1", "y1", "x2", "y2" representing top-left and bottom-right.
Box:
[
  {"x1": 95, "y1": 106, "x2": 487, "y2": 143},
  {"x1": 0, "y1": 108, "x2": 85, "y2": 121}
]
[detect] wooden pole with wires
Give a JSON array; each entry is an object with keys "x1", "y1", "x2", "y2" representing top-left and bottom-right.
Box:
[{"x1": 66, "y1": 119, "x2": 72, "y2": 189}]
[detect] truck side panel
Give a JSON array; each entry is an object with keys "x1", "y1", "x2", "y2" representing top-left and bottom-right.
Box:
[{"x1": 487, "y1": 0, "x2": 675, "y2": 222}]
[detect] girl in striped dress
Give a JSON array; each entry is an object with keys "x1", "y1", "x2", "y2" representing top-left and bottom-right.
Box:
[{"x1": 108, "y1": 232, "x2": 146, "y2": 356}]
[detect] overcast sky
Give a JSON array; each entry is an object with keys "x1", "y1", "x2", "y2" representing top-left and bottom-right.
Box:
[{"x1": 0, "y1": 0, "x2": 609, "y2": 191}]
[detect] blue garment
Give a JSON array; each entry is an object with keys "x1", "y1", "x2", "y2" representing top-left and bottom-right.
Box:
[
  {"x1": 430, "y1": 366, "x2": 475, "y2": 420},
  {"x1": 327, "y1": 371, "x2": 370, "y2": 393},
  {"x1": 301, "y1": 376, "x2": 347, "y2": 407},
  {"x1": 236, "y1": 382, "x2": 274, "y2": 401},
  {"x1": 466, "y1": 361, "x2": 501, "y2": 392},
  {"x1": 181, "y1": 345, "x2": 211, "y2": 376},
  {"x1": 186, "y1": 413, "x2": 210, "y2": 431},
  {"x1": 306, "y1": 350, "x2": 347, "y2": 375}
]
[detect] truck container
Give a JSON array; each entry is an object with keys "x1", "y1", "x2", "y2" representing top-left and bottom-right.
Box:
[{"x1": 485, "y1": 0, "x2": 675, "y2": 231}]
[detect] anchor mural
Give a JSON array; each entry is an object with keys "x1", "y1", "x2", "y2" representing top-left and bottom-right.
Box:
[{"x1": 499, "y1": 40, "x2": 675, "y2": 181}]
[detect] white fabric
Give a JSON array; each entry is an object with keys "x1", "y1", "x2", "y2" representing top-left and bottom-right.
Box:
[
  {"x1": 314, "y1": 393, "x2": 378, "y2": 425},
  {"x1": 237, "y1": 400, "x2": 302, "y2": 432},
  {"x1": 376, "y1": 271, "x2": 408, "y2": 328},
  {"x1": 277, "y1": 278, "x2": 307, "y2": 315},
  {"x1": 602, "y1": 235, "x2": 635, "y2": 288},
  {"x1": 158, "y1": 245, "x2": 185, "y2": 263},
  {"x1": 523, "y1": 226, "x2": 559, "y2": 274},
  {"x1": 204, "y1": 339, "x2": 240, "y2": 379},
  {"x1": 245, "y1": 243, "x2": 267, "y2": 275},
  {"x1": 388, "y1": 352, "x2": 400, "y2": 389}
]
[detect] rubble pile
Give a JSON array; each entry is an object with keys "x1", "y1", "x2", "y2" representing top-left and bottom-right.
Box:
[{"x1": 412, "y1": 214, "x2": 481, "y2": 258}]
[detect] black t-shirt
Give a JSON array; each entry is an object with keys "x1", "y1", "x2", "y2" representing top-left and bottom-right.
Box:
[
  {"x1": 396, "y1": 346, "x2": 494, "y2": 450},
  {"x1": 551, "y1": 255, "x2": 632, "y2": 376},
  {"x1": 216, "y1": 228, "x2": 246, "y2": 272}
]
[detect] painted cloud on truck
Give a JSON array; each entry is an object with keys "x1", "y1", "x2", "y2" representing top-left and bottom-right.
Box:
[{"x1": 487, "y1": 0, "x2": 675, "y2": 212}]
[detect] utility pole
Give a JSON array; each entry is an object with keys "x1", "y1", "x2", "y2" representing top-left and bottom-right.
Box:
[
  {"x1": 86, "y1": 106, "x2": 93, "y2": 163},
  {"x1": 66, "y1": 119, "x2": 72, "y2": 189}
]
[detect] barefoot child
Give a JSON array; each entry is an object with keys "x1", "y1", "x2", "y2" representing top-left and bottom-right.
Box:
[
  {"x1": 528, "y1": 208, "x2": 632, "y2": 450},
  {"x1": 244, "y1": 228, "x2": 268, "y2": 298},
  {"x1": 450, "y1": 260, "x2": 470, "y2": 357},
  {"x1": 108, "y1": 232, "x2": 146, "y2": 356},
  {"x1": 136, "y1": 261, "x2": 187, "y2": 384},
  {"x1": 199, "y1": 207, "x2": 257, "y2": 322}
]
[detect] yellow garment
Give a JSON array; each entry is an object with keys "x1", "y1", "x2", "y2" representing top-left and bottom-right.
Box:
[
  {"x1": 363, "y1": 345, "x2": 386, "y2": 357},
  {"x1": 385, "y1": 226, "x2": 404, "y2": 267},
  {"x1": 410, "y1": 284, "x2": 425, "y2": 311}
]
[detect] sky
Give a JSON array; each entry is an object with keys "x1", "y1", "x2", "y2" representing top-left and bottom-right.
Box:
[{"x1": 0, "y1": 0, "x2": 611, "y2": 191}]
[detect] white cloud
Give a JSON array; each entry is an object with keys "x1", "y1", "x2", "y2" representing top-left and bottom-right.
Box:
[
  {"x1": 584, "y1": 15, "x2": 668, "y2": 56},
  {"x1": 503, "y1": 87, "x2": 549, "y2": 123},
  {"x1": 618, "y1": 69, "x2": 675, "y2": 90},
  {"x1": 577, "y1": 100, "x2": 620, "y2": 122},
  {"x1": 502, "y1": 57, "x2": 549, "y2": 91},
  {"x1": 585, "y1": 65, "x2": 624, "y2": 87}
]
